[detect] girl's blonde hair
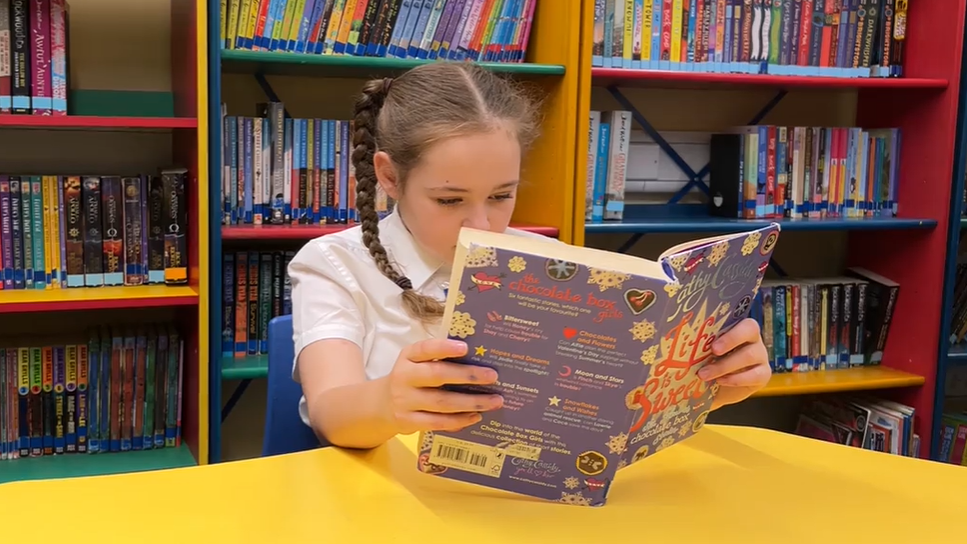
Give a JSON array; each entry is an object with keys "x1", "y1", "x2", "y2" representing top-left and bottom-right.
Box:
[{"x1": 351, "y1": 62, "x2": 541, "y2": 323}]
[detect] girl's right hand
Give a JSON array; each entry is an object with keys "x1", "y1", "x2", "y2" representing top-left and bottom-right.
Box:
[{"x1": 384, "y1": 338, "x2": 504, "y2": 435}]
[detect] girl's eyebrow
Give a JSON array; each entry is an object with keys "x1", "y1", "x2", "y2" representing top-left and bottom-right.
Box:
[{"x1": 427, "y1": 180, "x2": 519, "y2": 193}]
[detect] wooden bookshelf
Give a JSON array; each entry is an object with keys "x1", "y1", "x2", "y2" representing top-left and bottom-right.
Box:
[
  {"x1": 574, "y1": 0, "x2": 966, "y2": 458},
  {"x1": 0, "y1": 0, "x2": 210, "y2": 481},
  {"x1": 207, "y1": 0, "x2": 581, "y2": 462}
]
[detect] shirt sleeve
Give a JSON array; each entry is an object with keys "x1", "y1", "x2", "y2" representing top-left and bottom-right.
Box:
[{"x1": 287, "y1": 241, "x2": 366, "y2": 378}]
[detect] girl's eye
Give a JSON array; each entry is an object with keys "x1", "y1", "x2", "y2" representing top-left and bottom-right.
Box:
[
  {"x1": 436, "y1": 198, "x2": 462, "y2": 206},
  {"x1": 491, "y1": 193, "x2": 513, "y2": 201}
]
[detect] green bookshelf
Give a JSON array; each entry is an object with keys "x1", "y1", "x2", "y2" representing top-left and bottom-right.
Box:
[
  {"x1": 219, "y1": 49, "x2": 567, "y2": 78},
  {"x1": 0, "y1": 444, "x2": 197, "y2": 485},
  {"x1": 222, "y1": 354, "x2": 269, "y2": 380}
]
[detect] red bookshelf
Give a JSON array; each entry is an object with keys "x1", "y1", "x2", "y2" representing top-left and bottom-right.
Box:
[
  {"x1": 590, "y1": 68, "x2": 950, "y2": 91},
  {"x1": 0, "y1": 115, "x2": 197, "y2": 130},
  {"x1": 0, "y1": 0, "x2": 210, "y2": 482},
  {"x1": 575, "y1": 0, "x2": 967, "y2": 456}
]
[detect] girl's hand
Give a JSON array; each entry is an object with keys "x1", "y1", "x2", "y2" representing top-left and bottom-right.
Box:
[
  {"x1": 698, "y1": 318, "x2": 772, "y2": 410},
  {"x1": 383, "y1": 338, "x2": 504, "y2": 434}
]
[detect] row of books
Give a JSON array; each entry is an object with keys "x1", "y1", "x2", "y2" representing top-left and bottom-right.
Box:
[
  {"x1": 584, "y1": 111, "x2": 900, "y2": 222},
  {"x1": 592, "y1": 0, "x2": 908, "y2": 78},
  {"x1": 0, "y1": 170, "x2": 188, "y2": 290},
  {"x1": 223, "y1": 250, "x2": 294, "y2": 358},
  {"x1": 0, "y1": 324, "x2": 184, "y2": 460},
  {"x1": 794, "y1": 394, "x2": 919, "y2": 457},
  {"x1": 222, "y1": 0, "x2": 536, "y2": 63},
  {"x1": 937, "y1": 411, "x2": 967, "y2": 466},
  {"x1": 0, "y1": 0, "x2": 69, "y2": 116},
  {"x1": 220, "y1": 104, "x2": 392, "y2": 226},
  {"x1": 708, "y1": 124, "x2": 900, "y2": 220},
  {"x1": 748, "y1": 268, "x2": 899, "y2": 373}
]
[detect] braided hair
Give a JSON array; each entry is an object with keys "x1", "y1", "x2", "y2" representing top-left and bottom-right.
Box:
[{"x1": 351, "y1": 63, "x2": 541, "y2": 323}]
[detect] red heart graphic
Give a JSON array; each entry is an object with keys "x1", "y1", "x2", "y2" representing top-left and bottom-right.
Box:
[
  {"x1": 563, "y1": 327, "x2": 577, "y2": 339},
  {"x1": 624, "y1": 289, "x2": 656, "y2": 315}
]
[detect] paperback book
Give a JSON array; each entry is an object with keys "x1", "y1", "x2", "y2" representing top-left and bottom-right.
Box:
[{"x1": 416, "y1": 223, "x2": 781, "y2": 506}]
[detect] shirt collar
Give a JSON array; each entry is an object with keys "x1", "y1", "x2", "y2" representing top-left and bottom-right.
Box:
[{"x1": 378, "y1": 210, "x2": 446, "y2": 291}]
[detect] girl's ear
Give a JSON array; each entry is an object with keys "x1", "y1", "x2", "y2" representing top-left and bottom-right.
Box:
[{"x1": 374, "y1": 150, "x2": 401, "y2": 199}]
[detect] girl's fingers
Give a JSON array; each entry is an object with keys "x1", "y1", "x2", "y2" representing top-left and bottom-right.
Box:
[
  {"x1": 711, "y1": 318, "x2": 761, "y2": 356},
  {"x1": 410, "y1": 388, "x2": 504, "y2": 414},
  {"x1": 715, "y1": 360, "x2": 772, "y2": 388},
  {"x1": 407, "y1": 360, "x2": 498, "y2": 388},
  {"x1": 699, "y1": 342, "x2": 767, "y2": 381},
  {"x1": 403, "y1": 411, "x2": 485, "y2": 433}
]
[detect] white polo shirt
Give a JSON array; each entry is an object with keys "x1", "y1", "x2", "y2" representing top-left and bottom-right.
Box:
[{"x1": 287, "y1": 211, "x2": 557, "y2": 426}]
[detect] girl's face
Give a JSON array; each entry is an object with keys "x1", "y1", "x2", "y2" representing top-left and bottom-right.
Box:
[{"x1": 374, "y1": 129, "x2": 521, "y2": 265}]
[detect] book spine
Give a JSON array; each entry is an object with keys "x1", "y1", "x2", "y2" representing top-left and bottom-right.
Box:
[
  {"x1": 77, "y1": 339, "x2": 89, "y2": 453},
  {"x1": 0, "y1": 178, "x2": 11, "y2": 289},
  {"x1": 52, "y1": 346, "x2": 64, "y2": 454},
  {"x1": 30, "y1": 0, "x2": 50, "y2": 115},
  {"x1": 147, "y1": 175, "x2": 165, "y2": 283},
  {"x1": 100, "y1": 177, "x2": 123, "y2": 286},
  {"x1": 604, "y1": 110, "x2": 630, "y2": 221},
  {"x1": 162, "y1": 168, "x2": 188, "y2": 285},
  {"x1": 0, "y1": 0, "x2": 11, "y2": 113},
  {"x1": 121, "y1": 176, "x2": 144, "y2": 285},
  {"x1": 81, "y1": 176, "x2": 103, "y2": 287},
  {"x1": 10, "y1": 0, "x2": 28, "y2": 113}
]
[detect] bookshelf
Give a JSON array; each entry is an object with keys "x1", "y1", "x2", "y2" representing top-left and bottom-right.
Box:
[
  {"x1": 0, "y1": 0, "x2": 209, "y2": 483},
  {"x1": 208, "y1": 0, "x2": 582, "y2": 462},
  {"x1": 932, "y1": 21, "x2": 967, "y2": 462},
  {"x1": 574, "y1": 0, "x2": 966, "y2": 457}
]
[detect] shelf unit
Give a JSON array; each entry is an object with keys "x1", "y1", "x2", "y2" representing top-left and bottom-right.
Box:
[
  {"x1": 574, "y1": 0, "x2": 966, "y2": 456},
  {"x1": 207, "y1": 0, "x2": 581, "y2": 462},
  {"x1": 0, "y1": 0, "x2": 209, "y2": 482},
  {"x1": 932, "y1": 9, "x2": 967, "y2": 461}
]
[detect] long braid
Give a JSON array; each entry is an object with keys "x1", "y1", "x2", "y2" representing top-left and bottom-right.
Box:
[{"x1": 352, "y1": 77, "x2": 444, "y2": 322}]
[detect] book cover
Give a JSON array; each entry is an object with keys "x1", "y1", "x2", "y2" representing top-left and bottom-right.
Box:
[{"x1": 417, "y1": 222, "x2": 781, "y2": 506}]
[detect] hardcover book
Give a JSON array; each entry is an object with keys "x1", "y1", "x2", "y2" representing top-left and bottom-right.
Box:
[{"x1": 417, "y1": 222, "x2": 781, "y2": 506}]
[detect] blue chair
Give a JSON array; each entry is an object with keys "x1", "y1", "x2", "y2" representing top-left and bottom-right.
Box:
[{"x1": 261, "y1": 315, "x2": 326, "y2": 456}]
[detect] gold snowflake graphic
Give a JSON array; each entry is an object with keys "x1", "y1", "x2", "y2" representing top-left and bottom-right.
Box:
[
  {"x1": 507, "y1": 255, "x2": 527, "y2": 273},
  {"x1": 667, "y1": 253, "x2": 688, "y2": 271},
  {"x1": 559, "y1": 491, "x2": 593, "y2": 506},
  {"x1": 639, "y1": 345, "x2": 659, "y2": 365},
  {"x1": 664, "y1": 281, "x2": 681, "y2": 298},
  {"x1": 587, "y1": 267, "x2": 630, "y2": 292},
  {"x1": 455, "y1": 291, "x2": 466, "y2": 306},
  {"x1": 606, "y1": 432, "x2": 628, "y2": 455},
  {"x1": 656, "y1": 436, "x2": 677, "y2": 452},
  {"x1": 448, "y1": 311, "x2": 477, "y2": 338},
  {"x1": 629, "y1": 319, "x2": 656, "y2": 342},
  {"x1": 708, "y1": 241, "x2": 729, "y2": 266},
  {"x1": 625, "y1": 386, "x2": 644, "y2": 410},
  {"x1": 617, "y1": 458, "x2": 628, "y2": 470},
  {"x1": 741, "y1": 231, "x2": 762, "y2": 256},
  {"x1": 752, "y1": 275, "x2": 763, "y2": 296},
  {"x1": 717, "y1": 301, "x2": 730, "y2": 316},
  {"x1": 563, "y1": 476, "x2": 580, "y2": 490},
  {"x1": 465, "y1": 245, "x2": 498, "y2": 267}
]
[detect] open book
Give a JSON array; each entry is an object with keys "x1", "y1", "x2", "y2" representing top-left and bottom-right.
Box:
[{"x1": 416, "y1": 223, "x2": 781, "y2": 506}]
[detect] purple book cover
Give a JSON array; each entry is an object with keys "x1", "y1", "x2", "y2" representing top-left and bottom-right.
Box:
[
  {"x1": 30, "y1": 0, "x2": 50, "y2": 115},
  {"x1": 417, "y1": 222, "x2": 781, "y2": 506}
]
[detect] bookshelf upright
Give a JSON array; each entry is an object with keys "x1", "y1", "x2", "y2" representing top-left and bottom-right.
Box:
[
  {"x1": 208, "y1": 0, "x2": 583, "y2": 462},
  {"x1": 0, "y1": 0, "x2": 210, "y2": 483},
  {"x1": 574, "y1": 0, "x2": 965, "y2": 455}
]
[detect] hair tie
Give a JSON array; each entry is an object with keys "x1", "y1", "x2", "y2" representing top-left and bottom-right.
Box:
[
  {"x1": 394, "y1": 276, "x2": 413, "y2": 290},
  {"x1": 382, "y1": 77, "x2": 394, "y2": 95}
]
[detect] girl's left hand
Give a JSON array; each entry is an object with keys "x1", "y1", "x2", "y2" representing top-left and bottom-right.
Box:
[{"x1": 698, "y1": 318, "x2": 771, "y2": 411}]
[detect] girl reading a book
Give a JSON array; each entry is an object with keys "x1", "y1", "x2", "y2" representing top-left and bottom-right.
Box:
[{"x1": 289, "y1": 62, "x2": 772, "y2": 450}]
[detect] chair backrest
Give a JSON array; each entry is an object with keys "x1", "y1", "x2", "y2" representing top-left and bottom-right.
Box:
[{"x1": 262, "y1": 314, "x2": 325, "y2": 457}]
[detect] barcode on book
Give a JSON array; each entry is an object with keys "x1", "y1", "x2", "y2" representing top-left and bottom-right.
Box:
[
  {"x1": 427, "y1": 435, "x2": 504, "y2": 478},
  {"x1": 436, "y1": 444, "x2": 489, "y2": 468}
]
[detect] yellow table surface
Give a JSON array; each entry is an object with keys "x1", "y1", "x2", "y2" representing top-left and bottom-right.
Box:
[{"x1": 1, "y1": 424, "x2": 964, "y2": 543}]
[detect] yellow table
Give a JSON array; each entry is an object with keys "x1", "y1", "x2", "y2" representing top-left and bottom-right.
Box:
[{"x1": 1, "y1": 424, "x2": 964, "y2": 543}]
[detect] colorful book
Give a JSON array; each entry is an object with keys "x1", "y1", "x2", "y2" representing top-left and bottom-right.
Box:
[{"x1": 416, "y1": 222, "x2": 781, "y2": 506}]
